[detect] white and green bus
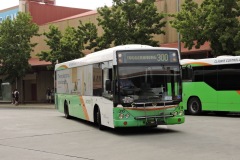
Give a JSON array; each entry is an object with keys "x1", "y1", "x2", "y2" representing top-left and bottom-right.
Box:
[
  {"x1": 181, "y1": 56, "x2": 240, "y2": 115},
  {"x1": 55, "y1": 44, "x2": 185, "y2": 129}
]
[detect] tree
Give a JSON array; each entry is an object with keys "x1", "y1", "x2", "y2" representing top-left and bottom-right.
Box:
[
  {"x1": 171, "y1": 0, "x2": 240, "y2": 56},
  {"x1": 37, "y1": 25, "x2": 85, "y2": 68},
  {"x1": 90, "y1": 0, "x2": 166, "y2": 51},
  {"x1": 77, "y1": 21, "x2": 98, "y2": 51},
  {"x1": 37, "y1": 25, "x2": 62, "y2": 67},
  {"x1": 0, "y1": 12, "x2": 39, "y2": 83},
  {"x1": 38, "y1": 0, "x2": 166, "y2": 61}
]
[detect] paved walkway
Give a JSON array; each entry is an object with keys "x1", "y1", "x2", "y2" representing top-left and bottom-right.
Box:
[{"x1": 0, "y1": 103, "x2": 55, "y2": 109}]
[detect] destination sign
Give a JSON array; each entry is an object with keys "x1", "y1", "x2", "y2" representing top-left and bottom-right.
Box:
[{"x1": 117, "y1": 50, "x2": 178, "y2": 64}]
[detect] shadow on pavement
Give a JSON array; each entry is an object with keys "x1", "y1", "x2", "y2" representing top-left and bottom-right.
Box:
[{"x1": 0, "y1": 103, "x2": 55, "y2": 109}]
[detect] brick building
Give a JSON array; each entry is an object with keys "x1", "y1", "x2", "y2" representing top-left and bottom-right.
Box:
[{"x1": 0, "y1": 0, "x2": 210, "y2": 103}]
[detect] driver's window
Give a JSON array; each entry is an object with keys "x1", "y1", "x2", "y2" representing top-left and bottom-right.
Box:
[{"x1": 102, "y1": 61, "x2": 113, "y2": 100}]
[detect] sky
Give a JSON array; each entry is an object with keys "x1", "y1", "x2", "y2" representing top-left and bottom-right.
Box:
[{"x1": 0, "y1": 0, "x2": 113, "y2": 11}]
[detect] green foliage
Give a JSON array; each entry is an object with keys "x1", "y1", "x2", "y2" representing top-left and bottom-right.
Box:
[
  {"x1": 77, "y1": 21, "x2": 98, "y2": 50},
  {"x1": 61, "y1": 26, "x2": 84, "y2": 61},
  {"x1": 37, "y1": 24, "x2": 86, "y2": 68},
  {"x1": 39, "y1": 0, "x2": 166, "y2": 61},
  {"x1": 37, "y1": 25, "x2": 61, "y2": 65},
  {"x1": 171, "y1": 0, "x2": 240, "y2": 56},
  {"x1": 90, "y1": 0, "x2": 166, "y2": 51},
  {"x1": 0, "y1": 12, "x2": 39, "y2": 83}
]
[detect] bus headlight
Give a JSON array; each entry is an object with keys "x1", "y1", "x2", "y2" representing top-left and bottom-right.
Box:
[
  {"x1": 172, "y1": 111, "x2": 178, "y2": 116},
  {"x1": 119, "y1": 113, "x2": 124, "y2": 119},
  {"x1": 125, "y1": 114, "x2": 130, "y2": 119},
  {"x1": 179, "y1": 110, "x2": 184, "y2": 116}
]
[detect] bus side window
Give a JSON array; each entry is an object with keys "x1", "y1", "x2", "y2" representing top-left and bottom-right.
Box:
[
  {"x1": 105, "y1": 79, "x2": 112, "y2": 91},
  {"x1": 103, "y1": 68, "x2": 113, "y2": 100},
  {"x1": 182, "y1": 66, "x2": 193, "y2": 81},
  {"x1": 203, "y1": 66, "x2": 218, "y2": 90},
  {"x1": 106, "y1": 69, "x2": 112, "y2": 92},
  {"x1": 93, "y1": 63, "x2": 103, "y2": 96}
]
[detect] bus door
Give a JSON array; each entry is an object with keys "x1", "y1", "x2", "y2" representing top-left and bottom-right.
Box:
[
  {"x1": 217, "y1": 64, "x2": 240, "y2": 112},
  {"x1": 195, "y1": 66, "x2": 218, "y2": 111}
]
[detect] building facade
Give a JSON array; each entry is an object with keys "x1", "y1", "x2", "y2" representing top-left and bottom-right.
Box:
[
  {"x1": 0, "y1": 0, "x2": 210, "y2": 103},
  {"x1": 0, "y1": 0, "x2": 91, "y2": 103}
]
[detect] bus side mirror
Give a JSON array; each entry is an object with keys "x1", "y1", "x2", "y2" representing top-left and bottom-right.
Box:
[{"x1": 105, "y1": 80, "x2": 112, "y2": 91}]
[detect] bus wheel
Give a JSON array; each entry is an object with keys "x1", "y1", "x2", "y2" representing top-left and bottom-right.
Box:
[
  {"x1": 188, "y1": 97, "x2": 202, "y2": 115},
  {"x1": 97, "y1": 108, "x2": 104, "y2": 130},
  {"x1": 64, "y1": 102, "x2": 70, "y2": 119}
]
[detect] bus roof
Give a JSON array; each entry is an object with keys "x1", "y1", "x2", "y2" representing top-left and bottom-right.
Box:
[
  {"x1": 55, "y1": 44, "x2": 179, "y2": 70},
  {"x1": 181, "y1": 55, "x2": 240, "y2": 67}
]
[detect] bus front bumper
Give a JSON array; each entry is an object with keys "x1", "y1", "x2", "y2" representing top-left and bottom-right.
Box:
[{"x1": 113, "y1": 115, "x2": 185, "y2": 128}]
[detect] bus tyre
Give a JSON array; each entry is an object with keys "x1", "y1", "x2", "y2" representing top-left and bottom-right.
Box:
[
  {"x1": 64, "y1": 103, "x2": 70, "y2": 119},
  {"x1": 97, "y1": 108, "x2": 104, "y2": 130},
  {"x1": 188, "y1": 97, "x2": 202, "y2": 115}
]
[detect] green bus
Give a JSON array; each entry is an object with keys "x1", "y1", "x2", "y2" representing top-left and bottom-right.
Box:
[
  {"x1": 181, "y1": 56, "x2": 240, "y2": 115},
  {"x1": 55, "y1": 44, "x2": 185, "y2": 129}
]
